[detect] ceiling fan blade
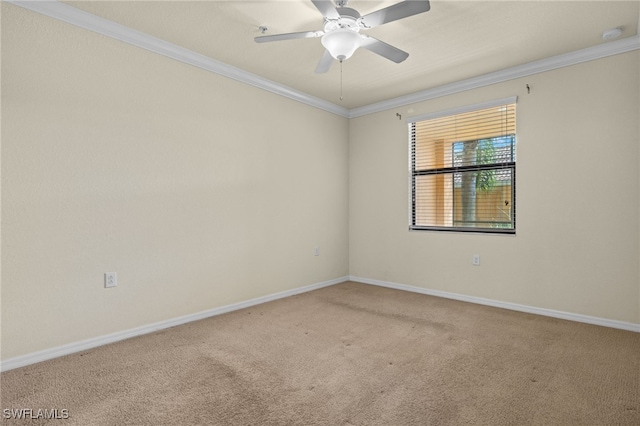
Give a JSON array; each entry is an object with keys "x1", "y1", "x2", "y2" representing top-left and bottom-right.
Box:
[
  {"x1": 315, "y1": 49, "x2": 334, "y2": 74},
  {"x1": 311, "y1": 0, "x2": 341, "y2": 20},
  {"x1": 255, "y1": 30, "x2": 323, "y2": 43},
  {"x1": 360, "y1": 0, "x2": 430, "y2": 28},
  {"x1": 360, "y1": 36, "x2": 409, "y2": 63}
]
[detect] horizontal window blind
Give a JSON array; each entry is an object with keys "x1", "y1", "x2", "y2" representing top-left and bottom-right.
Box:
[{"x1": 410, "y1": 100, "x2": 516, "y2": 233}]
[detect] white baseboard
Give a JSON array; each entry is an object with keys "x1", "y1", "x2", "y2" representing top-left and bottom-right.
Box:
[
  {"x1": 0, "y1": 276, "x2": 350, "y2": 372},
  {"x1": 4, "y1": 274, "x2": 636, "y2": 372},
  {"x1": 349, "y1": 276, "x2": 640, "y2": 333}
]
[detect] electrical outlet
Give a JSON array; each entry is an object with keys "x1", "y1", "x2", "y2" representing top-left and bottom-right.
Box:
[
  {"x1": 104, "y1": 272, "x2": 117, "y2": 288},
  {"x1": 314, "y1": 246, "x2": 320, "y2": 256},
  {"x1": 472, "y1": 255, "x2": 480, "y2": 266}
]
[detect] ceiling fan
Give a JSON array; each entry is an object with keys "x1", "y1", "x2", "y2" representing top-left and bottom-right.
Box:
[{"x1": 254, "y1": 0, "x2": 431, "y2": 73}]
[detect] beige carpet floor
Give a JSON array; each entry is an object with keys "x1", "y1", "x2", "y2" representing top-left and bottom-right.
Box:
[{"x1": 1, "y1": 281, "x2": 639, "y2": 425}]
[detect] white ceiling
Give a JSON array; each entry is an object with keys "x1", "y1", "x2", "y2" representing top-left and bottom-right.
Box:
[{"x1": 61, "y1": 0, "x2": 639, "y2": 109}]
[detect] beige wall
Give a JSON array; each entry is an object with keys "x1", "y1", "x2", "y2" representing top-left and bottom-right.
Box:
[
  {"x1": 1, "y1": 4, "x2": 349, "y2": 360},
  {"x1": 350, "y1": 51, "x2": 640, "y2": 324}
]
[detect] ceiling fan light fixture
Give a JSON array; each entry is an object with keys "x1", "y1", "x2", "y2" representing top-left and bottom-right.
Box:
[{"x1": 321, "y1": 28, "x2": 362, "y2": 61}]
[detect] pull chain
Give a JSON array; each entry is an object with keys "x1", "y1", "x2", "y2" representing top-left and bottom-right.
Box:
[{"x1": 340, "y1": 60, "x2": 344, "y2": 101}]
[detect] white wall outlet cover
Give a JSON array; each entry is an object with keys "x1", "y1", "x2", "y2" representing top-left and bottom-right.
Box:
[{"x1": 104, "y1": 272, "x2": 117, "y2": 288}]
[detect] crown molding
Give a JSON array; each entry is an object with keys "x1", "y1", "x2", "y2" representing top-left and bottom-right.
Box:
[
  {"x1": 6, "y1": 0, "x2": 351, "y2": 118},
  {"x1": 349, "y1": 35, "x2": 640, "y2": 118},
  {"x1": 7, "y1": 1, "x2": 640, "y2": 120}
]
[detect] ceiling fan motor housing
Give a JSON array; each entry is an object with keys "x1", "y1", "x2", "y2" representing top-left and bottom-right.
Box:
[{"x1": 323, "y1": 7, "x2": 362, "y2": 32}]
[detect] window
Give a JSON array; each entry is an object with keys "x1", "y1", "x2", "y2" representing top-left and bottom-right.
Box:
[{"x1": 409, "y1": 97, "x2": 516, "y2": 233}]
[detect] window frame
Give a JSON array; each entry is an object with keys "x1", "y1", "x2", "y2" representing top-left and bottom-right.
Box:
[{"x1": 407, "y1": 97, "x2": 517, "y2": 235}]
